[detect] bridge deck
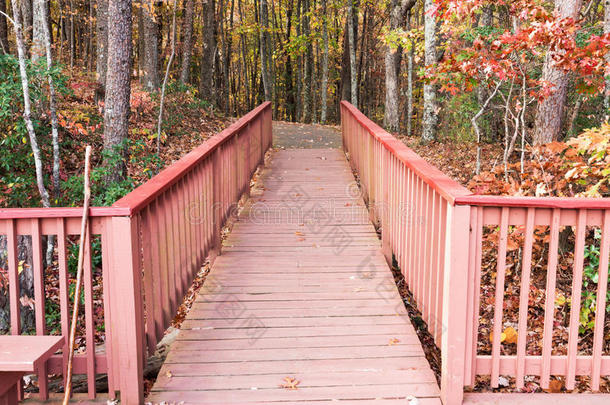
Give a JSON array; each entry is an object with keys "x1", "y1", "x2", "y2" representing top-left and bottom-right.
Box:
[{"x1": 148, "y1": 149, "x2": 441, "y2": 404}]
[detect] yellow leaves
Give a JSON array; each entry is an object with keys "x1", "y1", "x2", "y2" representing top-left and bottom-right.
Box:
[
  {"x1": 22, "y1": 136, "x2": 27, "y2": 144},
  {"x1": 388, "y1": 338, "x2": 400, "y2": 346},
  {"x1": 280, "y1": 377, "x2": 300, "y2": 390},
  {"x1": 555, "y1": 293, "x2": 567, "y2": 307},
  {"x1": 490, "y1": 326, "x2": 518, "y2": 345},
  {"x1": 165, "y1": 370, "x2": 173, "y2": 378}
]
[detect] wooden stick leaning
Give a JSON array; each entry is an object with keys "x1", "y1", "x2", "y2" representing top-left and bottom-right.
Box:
[{"x1": 62, "y1": 145, "x2": 92, "y2": 405}]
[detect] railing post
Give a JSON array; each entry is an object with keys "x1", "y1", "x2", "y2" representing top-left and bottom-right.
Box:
[
  {"x1": 441, "y1": 203, "x2": 471, "y2": 405},
  {"x1": 106, "y1": 216, "x2": 145, "y2": 404},
  {"x1": 381, "y1": 149, "x2": 392, "y2": 265}
]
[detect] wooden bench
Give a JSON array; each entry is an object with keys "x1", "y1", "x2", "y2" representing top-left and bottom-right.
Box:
[{"x1": 0, "y1": 336, "x2": 64, "y2": 405}]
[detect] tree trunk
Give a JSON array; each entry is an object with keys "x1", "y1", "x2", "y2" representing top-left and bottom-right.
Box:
[
  {"x1": 302, "y1": 0, "x2": 313, "y2": 122},
  {"x1": 604, "y1": 0, "x2": 610, "y2": 122},
  {"x1": 347, "y1": 0, "x2": 357, "y2": 106},
  {"x1": 96, "y1": 0, "x2": 108, "y2": 102},
  {"x1": 422, "y1": 0, "x2": 438, "y2": 142},
  {"x1": 320, "y1": 0, "x2": 329, "y2": 123},
  {"x1": 103, "y1": 0, "x2": 133, "y2": 184},
  {"x1": 141, "y1": 0, "x2": 160, "y2": 91},
  {"x1": 0, "y1": 0, "x2": 8, "y2": 53},
  {"x1": 10, "y1": 0, "x2": 51, "y2": 208},
  {"x1": 259, "y1": 0, "x2": 271, "y2": 101},
  {"x1": 406, "y1": 8, "x2": 414, "y2": 137},
  {"x1": 384, "y1": 0, "x2": 416, "y2": 132},
  {"x1": 179, "y1": 0, "x2": 194, "y2": 83},
  {"x1": 533, "y1": 0, "x2": 583, "y2": 145},
  {"x1": 20, "y1": 0, "x2": 32, "y2": 52},
  {"x1": 31, "y1": 0, "x2": 45, "y2": 61},
  {"x1": 199, "y1": 0, "x2": 215, "y2": 102}
]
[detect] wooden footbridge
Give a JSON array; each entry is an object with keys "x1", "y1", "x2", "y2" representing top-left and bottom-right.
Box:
[{"x1": 1, "y1": 102, "x2": 609, "y2": 404}]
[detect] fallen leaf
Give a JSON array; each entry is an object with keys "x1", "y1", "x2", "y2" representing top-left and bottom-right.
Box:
[
  {"x1": 280, "y1": 376, "x2": 300, "y2": 390},
  {"x1": 388, "y1": 338, "x2": 400, "y2": 346},
  {"x1": 503, "y1": 326, "x2": 518, "y2": 344},
  {"x1": 166, "y1": 370, "x2": 173, "y2": 378}
]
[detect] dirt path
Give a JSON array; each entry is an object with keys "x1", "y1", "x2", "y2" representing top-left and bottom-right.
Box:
[{"x1": 273, "y1": 121, "x2": 342, "y2": 149}]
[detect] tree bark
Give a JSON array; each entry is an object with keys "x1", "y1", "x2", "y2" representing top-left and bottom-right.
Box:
[
  {"x1": 95, "y1": 0, "x2": 108, "y2": 102},
  {"x1": 259, "y1": 0, "x2": 271, "y2": 101},
  {"x1": 406, "y1": 8, "x2": 414, "y2": 137},
  {"x1": 533, "y1": 0, "x2": 583, "y2": 145},
  {"x1": 347, "y1": 0, "x2": 357, "y2": 106},
  {"x1": 103, "y1": 0, "x2": 133, "y2": 184},
  {"x1": 422, "y1": 0, "x2": 438, "y2": 142},
  {"x1": 141, "y1": 0, "x2": 160, "y2": 91},
  {"x1": 604, "y1": 0, "x2": 610, "y2": 122},
  {"x1": 0, "y1": 0, "x2": 8, "y2": 53},
  {"x1": 199, "y1": 0, "x2": 215, "y2": 102},
  {"x1": 31, "y1": 0, "x2": 44, "y2": 61},
  {"x1": 302, "y1": 0, "x2": 313, "y2": 122},
  {"x1": 179, "y1": 0, "x2": 194, "y2": 83},
  {"x1": 20, "y1": 0, "x2": 32, "y2": 52},
  {"x1": 320, "y1": 0, "x2": 329, "y2": 123},
  {"x1": 9, "y1": 0, "x2": 51, "y2": 208},
  {"x1": 384, "y1": 0, "x2": 416, "y2": 132}
]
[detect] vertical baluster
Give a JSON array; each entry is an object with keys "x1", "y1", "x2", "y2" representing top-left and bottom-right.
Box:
[
  {"x1": 422, "y1": 184, "x2": 433, "y2": 323},
  {"x1": 166, "y1": 190, "x2": 178, "y2": 314},
  {"x1": 31, "y1": 219, "x2": 48, "y2": 399},
  {"x1": 541, "y1": 208, "x2": 560, "y2": 388},
  {"x1": 181, "y1": 176, "x2": 192, "y2": 293},
  {"x1": 591, "y1": 210, "x2": 610, "y2": 390},
  {"x1": 56, "y1": 218, "x2": 71, "y2": 389},
  {"x1": 406, "y1": 168, "x2": 414, "y2": 287},
  {"x1": 100, "y1": 221, "x2": 117, "y2": 397},
  {"x1": 429, "y1": 192, "x2": 441, "y2": 338},
  {"x1": 83, "y1": 223, "x2": 96, "y2": 398},
  {"x1": 464, "y1": 206, "x2": 479, "y2": 386},
  {"x1": 491, "y1": 207, "x2": 509, "y2": 387},
  {"x1": 149, "y1": 201, "x2": 165, "y2": 339},
  {"x1": 7, "y1": 220, "x2": 20, "y2": 335},
  {"x1": 141, "y1": 206, "x2": 157, "y2": 355},
  {"x1": 436, "y1": 198, "x2": 448, "y2": 345},
  {"x1": 565, "y1": 209, "x2": 586, "y2": 389},
  {"x1": 158, "y1": 195, "x2": 172, "y2": 327},
  {"x1": 469, "y1": 206, "x2": 484, "y2": 384}
]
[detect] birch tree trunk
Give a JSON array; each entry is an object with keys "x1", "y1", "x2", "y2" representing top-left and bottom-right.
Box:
[
  {"x1": 604, "y1": 0, "x2": 610, "y2": 122},
  {"x1": 0, "y1": 0, "x2": 8, "y2": 53},
  {"x1": 103, "y1": 0, "x2": 133, "y2": 184},
  {"x1": 533, "y1": 0, "x2": 583, "y2": 145},
  {"x1": 141, "y1": 0, "x2": 160, "y2": 91},
  {"x1": 422, "y1": 0, "x2": 438, "y2": 142},
  {"x1": 31, "y1": 0, "x2": 45, "y2": 61},
  {"x1": 179, "y1": 0, "x2": 194, "y2": 83},
  {"x1": 260, "y1": 0, "x2": 271, "y2": 101},
  {"x1": 320, "y1": 0, "x2": 329, "y2": 123},
  {"x1": 347, "y1": 0, "x2": 357, "y2": 106},
  {"x1": 199, "y1": 0, "x2": 216, "y2": 102},
  {"x1": 95, "y1": 0, "x2": 108, "y2": 102},
  {"x1": 39, "y1": 0, "x2": 60, "y2": 199},
  {"x1": 9, "y1": 0, "x2": 51, "y2": 208}
]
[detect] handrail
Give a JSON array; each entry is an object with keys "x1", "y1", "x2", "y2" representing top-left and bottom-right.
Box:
[
  {"x1": 113, "y1": 101, "x2": 272, "y2": 215},
  {"x1": 0, "y1": 102, "x2": 273, "y2": 404},
  {"x1": 341, "y1": 101, "x2": 610, "y2": 209},
  {"x1": 341, "y1": 101, "x2": 610, "y2": 405},
  {"x1": 341, "y1": 101, "x2": 471, "y2": 204}
]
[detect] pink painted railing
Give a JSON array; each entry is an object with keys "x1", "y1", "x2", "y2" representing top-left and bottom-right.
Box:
[
  {"x1": 341, "y1": 101, "x2": 610, "y2": 404},
  {"x1": 0, "y1": 102, "x2": 272, "y2": 404}
]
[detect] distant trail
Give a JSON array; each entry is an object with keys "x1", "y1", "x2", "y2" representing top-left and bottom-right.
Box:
[{"x1": 273, "y1": 121, "x2": 342, "y2": 149}]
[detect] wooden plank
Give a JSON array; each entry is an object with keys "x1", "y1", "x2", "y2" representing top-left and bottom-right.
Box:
[{"x1": 148, "y1": 149, "x2": 440, "y2": 403}]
